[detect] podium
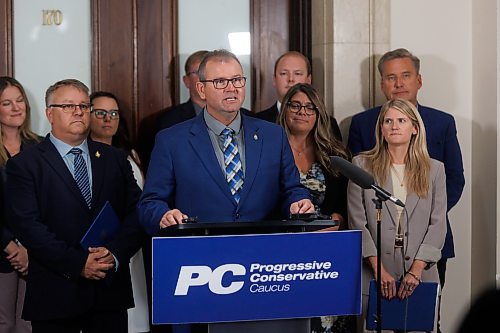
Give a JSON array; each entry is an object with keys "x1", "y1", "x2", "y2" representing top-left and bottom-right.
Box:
[{"x1": 153, "y1": 221, "x2": 361, "y2": 333}]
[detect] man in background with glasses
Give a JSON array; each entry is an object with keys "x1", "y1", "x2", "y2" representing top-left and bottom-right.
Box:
[
  {"x1": 139, "y1": 49, "x2": 313, "y2": 233},
  {"x1": 5, "y1": 79, "x2": 145, "y2": 332}
]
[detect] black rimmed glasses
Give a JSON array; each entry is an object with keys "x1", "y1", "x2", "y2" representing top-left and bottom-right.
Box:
[
  {"x1": 49, "y1": 103, "x2": 92, "y2": 113},
  {"x1": 287, "y1": 101, "x2": 317, "y2": 116},
  {"x1": 200, "y1": 77, "x2": 247, "y2": 89},
  {"x1": 92, "y1": 109, "x2": 120, "y2": 119}
]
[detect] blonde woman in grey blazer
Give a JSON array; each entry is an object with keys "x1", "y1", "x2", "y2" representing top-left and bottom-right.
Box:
[{"x1": 348, "y1": 99, "x2": 447, "y2": 333}]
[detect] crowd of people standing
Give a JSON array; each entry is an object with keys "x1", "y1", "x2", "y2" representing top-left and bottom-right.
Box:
[{"x1": 0, "y1": 47, "x2": 464, "y2": 333}]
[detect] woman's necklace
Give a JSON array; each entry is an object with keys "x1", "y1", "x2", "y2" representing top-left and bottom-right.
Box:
[
  {"x1": 291, "y1": 145, "x2": 309, "y2": 156},
  {"x1": 391, "y1": 164, "x2": 405, "y2": 187}
]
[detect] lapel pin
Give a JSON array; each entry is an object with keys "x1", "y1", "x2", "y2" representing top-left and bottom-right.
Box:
[
  {"x1": 253, "y1": 133, "x2": 258, "y2": 141},
  {"x1": 95, "y1": 151, "x2": 101, "y2": 158}
]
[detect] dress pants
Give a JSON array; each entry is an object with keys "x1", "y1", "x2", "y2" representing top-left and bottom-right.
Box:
[{"x1": 0, "y1": 271, "x2": 31, "y2": 333}]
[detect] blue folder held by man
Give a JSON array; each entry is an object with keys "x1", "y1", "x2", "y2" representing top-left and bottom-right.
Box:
[{"x1": 80, "y1": 201, "x2": 120, "y2": 249}]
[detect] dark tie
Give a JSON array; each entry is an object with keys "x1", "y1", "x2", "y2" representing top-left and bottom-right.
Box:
[
  {"x1": 70, "y1": 148, "x2": 91, "y2": 208},
  {"x1": 222, "y1": 128, "x2": 244, "y2": 203}
]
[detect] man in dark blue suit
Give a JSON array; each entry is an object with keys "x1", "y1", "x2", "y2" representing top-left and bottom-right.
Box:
[
  {"x1": 348, "y1": 48, "x2": 465, "y2": 333},
  {"x1": 5, "y1": 79, "x2": 145, "y2": 333},
  {"x1": 255, "y1": 51, "x2": 342, "y2": 141},
  {"x1": 158, "y1": 50, "x2": 209, "y2": 130},
  {"x1": 139, "y1": 49, "x2": 313, "y2": 234}
]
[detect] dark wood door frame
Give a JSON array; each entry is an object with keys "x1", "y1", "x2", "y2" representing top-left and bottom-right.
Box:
[
  {"x1": 0, "y1": 0, "x2": 13, "y2": 76},
  {"x1": 1, "y1": 0, "x2": 310, "y2": 161},
  {"x1": 251, "y1": 0, "x2": 311, "y2": 113}
]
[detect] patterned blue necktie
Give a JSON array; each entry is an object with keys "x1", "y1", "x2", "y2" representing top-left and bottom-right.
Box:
[
  {"x1": 222, "y1": 128, "x2": 244, "y2": 203},
  {"x1": 70, "y1": 148, "x2": 91, "y2": 208}
]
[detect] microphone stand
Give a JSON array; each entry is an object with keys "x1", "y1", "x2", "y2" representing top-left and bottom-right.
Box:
[{"x1": 371, "y1": 197, "x2": 383, "y2": 333}]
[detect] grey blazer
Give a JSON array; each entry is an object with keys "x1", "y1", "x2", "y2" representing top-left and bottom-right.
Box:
[{"x1": 348, "y1": 155, "x2": 447, "y2": 294}]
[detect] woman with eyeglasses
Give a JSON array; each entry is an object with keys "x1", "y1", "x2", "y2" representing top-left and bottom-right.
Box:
[
  {"x1": 277, "y1": 83, "x2": 354, "y2": 333},
  {"x1": 348, "y1": 99, "x2": 446, "y2": 333},
  {"x1": 89, "y1": 91, "x2": 150, "y2": 333},
  {"x1": 0, "y1": 76, "x2": 41, "y2": 333}
]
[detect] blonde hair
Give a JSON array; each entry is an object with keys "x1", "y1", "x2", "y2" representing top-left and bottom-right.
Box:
[
  {"x1": 361, "y1": 99, "x2": 430, "y2": 197},
  {"x1": 0, "y1": 77, "x2": 40, "y2": 166},
  {"x1": 277, "y1": 83, "x2": 349, "y2": 176}
]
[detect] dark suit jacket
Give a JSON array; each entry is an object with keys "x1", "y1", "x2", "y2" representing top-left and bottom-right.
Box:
[
  {"x1": 138, "y1": 112, "x2": 311, "y2": 235},
  {"x1": 158, "y1": 99, "x2": 252, "y2": 131},
  {"x1": 255, "y1": 102, "x2": 344, "y2": 141},
  {"x1": 320, "y1": 165, "x2": 348, "y2": 222},
  {"x1": 157, "y1": 99, "x2": 198, "y2": 131},
  {"x1": 0, "y1": 137, "x2": 41, "y2": 273},
  {"x1": 347, "y1": 104, "x2": 465, "y2": 259},
  {"x1": 5, "y1": 136, "x2": 144, "y2": 321}
]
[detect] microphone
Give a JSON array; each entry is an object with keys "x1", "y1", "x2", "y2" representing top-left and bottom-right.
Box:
[{"x1": 330, "y1": 156, "x2": 405, "y2": 207}]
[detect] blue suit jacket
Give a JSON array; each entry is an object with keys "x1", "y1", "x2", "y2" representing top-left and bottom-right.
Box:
[
  {"x1": 5, "y1": 137, "x2": 144, "y2": 320},
  {"x1": 348, "y1": 104, "x2": 465, "y2": 259},
  {"x1": 138, "y1": 112, "x2": 311, "y2": 235}
]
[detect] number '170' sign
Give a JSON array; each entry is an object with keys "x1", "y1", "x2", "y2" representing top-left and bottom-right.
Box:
[{"x1": 42, "y1": 10, "x2": 63, "y2": 26}]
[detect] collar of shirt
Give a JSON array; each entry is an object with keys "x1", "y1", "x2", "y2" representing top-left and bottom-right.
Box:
[
  {"x1": 276, "y1": 100, "x2": 282, "y2": 114},
  {"x1": 203, "y1": 108, "x2": 242, "y2": 136},
  {"x1": 49, "y1": 133, "x2": 90, "y2": 158}
]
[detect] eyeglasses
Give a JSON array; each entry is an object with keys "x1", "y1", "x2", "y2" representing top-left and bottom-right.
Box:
[
  {"x1": 49, "y1": 103, "x2": 92, "y2": 113},
  {"x1": 92, "y1": 109, "x2": 120, "y2": 119},
  {"x1": 200, "y1": 77, "x2": 247, "y2": 89},
  {"x1": 287, "y1": 101, "x2": 317, "y2": 116}
]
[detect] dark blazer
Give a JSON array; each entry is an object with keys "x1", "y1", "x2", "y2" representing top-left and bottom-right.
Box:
[
  {"x1": 138, "y1": 112, "x2": 311, "y2": 235},
  {"x1": 255, "y1": 102, "x2": 280, "y2": 123},
  {"x1": 347, "y1": 104, "x2": 465, "y2": 259},
  {"x1": 157, "y1": 99, "x2": 198, "y2": 131},
  {"x1": 5, "y1": 136, "x2": 143, "y2": 321},
  {"x1": 320, "y1": 165, "x2": 348, "y2": 222},
  {"x1": 255, "y1": 102, "x2": 344, "y2": 141},
  {"x1": 0, "y1": 137, "x2": 41, "y2": 273},
  {"x1": 158, "y1": 99, "x2": 253, "y2": 131}
]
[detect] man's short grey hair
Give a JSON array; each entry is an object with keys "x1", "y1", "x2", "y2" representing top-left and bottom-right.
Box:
[
  {"x1": 197, "y1": 49, "x2": 242, "y2": 81},
  {"x1": 377, "y1": 48, "x2": 420, "y2": 76},
  {"x1": 45, "y1": 79, "x2": 89, "y2": 106}
]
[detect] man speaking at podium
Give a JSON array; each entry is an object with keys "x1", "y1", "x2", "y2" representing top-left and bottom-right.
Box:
[{"x1": 138, "y1": 49, "x2": 313, "y2": 234}]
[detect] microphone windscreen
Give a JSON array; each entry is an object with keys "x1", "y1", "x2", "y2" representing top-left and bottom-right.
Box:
[{"x1": 330, "y1": 156, "x2": 374, "y2": 189}]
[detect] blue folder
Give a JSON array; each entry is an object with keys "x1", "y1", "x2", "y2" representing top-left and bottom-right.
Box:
[
  {"x1": 80, "y1": 201, "x2": 120, "y2": 249},
  {"x1": 366, "y1": 279, "x2": 439, "y2": 331}
]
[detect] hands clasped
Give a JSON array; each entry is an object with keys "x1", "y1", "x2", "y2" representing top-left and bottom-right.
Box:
[
  {"x1": 380, "y1": 271, "x2": 421, "y2": 300},
  {"x1": 6, "y1": 243, "x2": 29, "y2": 276},
  {"x1": 81, "y1": 247, "x2": 115, "y2": 280}
]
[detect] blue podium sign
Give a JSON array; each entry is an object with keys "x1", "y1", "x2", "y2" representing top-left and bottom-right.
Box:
[{"x1": 152, "y1": 231, "x2": 361, "y2": 324}]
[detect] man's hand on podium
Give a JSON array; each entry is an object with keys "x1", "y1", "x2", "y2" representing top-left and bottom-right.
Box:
[{"x1": 160, "y1": 209, "x2": 188, "y2": 228}]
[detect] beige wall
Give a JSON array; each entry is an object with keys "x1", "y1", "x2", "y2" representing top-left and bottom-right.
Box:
[{"x1": 313, "y1": 0, "x2": 499, "y2": 332}]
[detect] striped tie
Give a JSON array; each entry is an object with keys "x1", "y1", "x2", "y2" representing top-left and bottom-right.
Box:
[
  {"x1": 222, "y1": 128, "x2": 244, "y2": 203},
  {"x1": 70, "y1": 148, "x2": 91, "y2": 208}
]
